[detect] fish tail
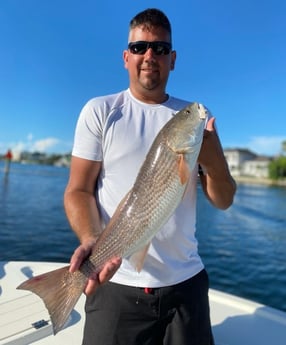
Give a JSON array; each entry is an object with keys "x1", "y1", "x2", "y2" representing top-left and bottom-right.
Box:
[{"x1": 17, "y1": 265, "x2": 87, "y2": 334}]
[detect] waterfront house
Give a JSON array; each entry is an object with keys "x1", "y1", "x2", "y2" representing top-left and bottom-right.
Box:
[{"x1": 223, "y1": 148, "x2": 271, "y2": 178}]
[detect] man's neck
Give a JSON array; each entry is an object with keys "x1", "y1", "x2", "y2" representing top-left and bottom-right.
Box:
[{"x1": 129, "y1": 87, "x2": 169, "y2": 104}]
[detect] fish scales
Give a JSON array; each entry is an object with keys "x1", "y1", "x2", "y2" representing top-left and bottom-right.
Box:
[
  {"x1": 17, "y1": 102, "x2": 207, "y2": 334},
  {"x1": 86, "y1": 135, "x2": 186, "y2": 272}
]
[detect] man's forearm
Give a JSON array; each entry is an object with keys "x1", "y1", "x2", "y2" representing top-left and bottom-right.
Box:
[
  {"x1": 202, "y1": 174, "x2": 236, "y2": 209},
  {"x1": 64, "y1": 190, "x2": 103, "y2": 243},
  {"x1": 200, "y1": 158, "x2": 236, "y2": 210}
]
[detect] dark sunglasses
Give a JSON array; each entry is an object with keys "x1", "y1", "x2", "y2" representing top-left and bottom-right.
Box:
[{"x1": 128, "y1": 41, "x2": 172, "y2": 55}]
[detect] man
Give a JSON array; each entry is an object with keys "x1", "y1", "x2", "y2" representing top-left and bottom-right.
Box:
[{"x1": 64, "y1": 8, "x2": 236, "y2": 345}]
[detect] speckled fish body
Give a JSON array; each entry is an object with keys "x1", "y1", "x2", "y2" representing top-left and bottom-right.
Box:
[{"x1": 17, "y1": 102, "x2": 207, "y2": 334}]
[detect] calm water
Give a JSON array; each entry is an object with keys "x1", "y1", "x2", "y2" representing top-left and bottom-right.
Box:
[{"x1": 1, "y1": 162, "x2": 286, "y2": 312}]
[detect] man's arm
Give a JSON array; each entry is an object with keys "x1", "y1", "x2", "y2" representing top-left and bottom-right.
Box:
[
  {"x1": 64, "y1": 156, "x2": 121, "y2": 295},
  {"x1": 198, "y1": 117, "x2": 236, "y2": 210}
]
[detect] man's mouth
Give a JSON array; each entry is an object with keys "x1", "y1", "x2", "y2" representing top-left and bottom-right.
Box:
[{"x1": 141, "y1": 68, "x2": 158, "y2": 73}]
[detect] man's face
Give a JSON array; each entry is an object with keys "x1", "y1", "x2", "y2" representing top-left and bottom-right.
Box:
[{"x1": 123, "y1": 25, "x2": 176, "y2": 102}]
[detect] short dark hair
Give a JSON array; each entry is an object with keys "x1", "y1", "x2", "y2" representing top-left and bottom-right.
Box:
[{"x1": 129, "y1": 8, "x2": 172, "y2": 40}]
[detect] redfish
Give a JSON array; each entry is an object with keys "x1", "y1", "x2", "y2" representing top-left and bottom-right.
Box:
[{"x1": 17, "y1": 102, "x2": 207, "y2": 334}]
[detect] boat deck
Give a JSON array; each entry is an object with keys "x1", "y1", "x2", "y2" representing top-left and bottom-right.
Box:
[{"x1": 1, "y1": 261, "x2": 286, "y2": 345}]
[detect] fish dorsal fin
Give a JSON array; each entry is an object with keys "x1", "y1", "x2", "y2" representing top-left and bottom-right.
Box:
[
  {"x1": 129, "y1": 243, "x2": 151, "y2": 272},
  {"x1": 178, "y1": 154, "x2": 190, "y2": 185}
]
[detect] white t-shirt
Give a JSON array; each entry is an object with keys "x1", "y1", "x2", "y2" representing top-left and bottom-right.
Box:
[{"x1": 72, "y1": 89, "x2": 207, "y2": 287}]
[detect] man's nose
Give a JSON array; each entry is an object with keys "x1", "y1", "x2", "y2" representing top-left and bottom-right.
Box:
[{"x1": 144, "y1": 47, "x2": 156, "y2": 60}]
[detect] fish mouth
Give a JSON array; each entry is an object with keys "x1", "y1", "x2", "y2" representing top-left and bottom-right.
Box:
[{"x1": 197, "y1": 103, "x2": 207, "y2": 119}]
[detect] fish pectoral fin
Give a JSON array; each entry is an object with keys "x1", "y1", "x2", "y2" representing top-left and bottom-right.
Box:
[
  {"x1": 129, "y1": 243, "x2": 151, "y2": 272},
  {"x1": 177, "y1": 154, "x2": 190, "y2": 185}
]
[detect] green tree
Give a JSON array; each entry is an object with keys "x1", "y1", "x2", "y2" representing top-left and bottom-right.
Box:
[
  {"x1": 269, "y1": 156, "x2": 286, "y2": 180},
  {"x1": 282, "y1": 140, "x2": 286, "y2": 155}
]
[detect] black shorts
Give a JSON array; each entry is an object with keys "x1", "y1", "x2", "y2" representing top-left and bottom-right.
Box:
[{"x1": 82, "y1": 269, "x2": 214, "y2": 345}]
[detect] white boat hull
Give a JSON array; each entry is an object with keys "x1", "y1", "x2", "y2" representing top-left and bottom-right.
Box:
[{"x1": 1, "y1": 261, "x2": 285, "y2": 345}]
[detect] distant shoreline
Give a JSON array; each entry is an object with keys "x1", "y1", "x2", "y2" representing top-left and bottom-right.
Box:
[{"x1": 234, "y1": 176, "x2": 286, "y2": 187}]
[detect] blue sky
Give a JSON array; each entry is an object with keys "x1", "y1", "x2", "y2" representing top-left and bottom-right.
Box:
[{"x1": 0, "y1": 0, "x2": 285, "y2": 157}]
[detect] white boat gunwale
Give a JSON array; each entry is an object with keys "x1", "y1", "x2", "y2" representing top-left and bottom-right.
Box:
[{"x1": 1, "y1": 261, "x2": 285, "y2": 345}]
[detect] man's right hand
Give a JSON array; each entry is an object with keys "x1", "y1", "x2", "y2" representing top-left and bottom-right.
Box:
[{"x1": 69, "y1": 240, "x2": 122, "y2": 295}]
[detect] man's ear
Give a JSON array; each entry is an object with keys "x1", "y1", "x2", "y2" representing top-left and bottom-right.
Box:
[{"x1": 123, "y1": 50, "x2": 129, "y2": 69}]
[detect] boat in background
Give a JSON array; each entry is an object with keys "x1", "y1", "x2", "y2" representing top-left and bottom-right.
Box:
[{"x1": 1, "y1": 261, "x2": 285, "y2": 345}]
